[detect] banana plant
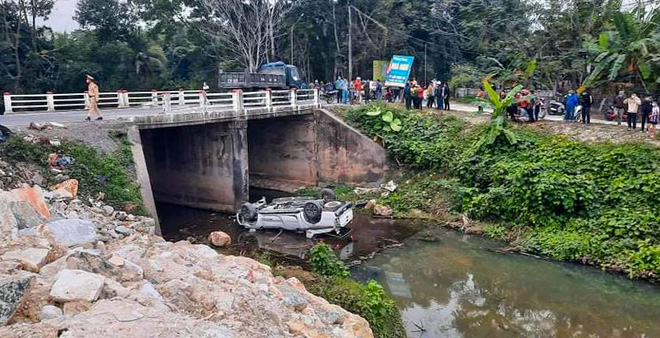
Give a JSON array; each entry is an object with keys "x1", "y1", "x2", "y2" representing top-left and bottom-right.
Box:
[
  {"x1": 473, "y1": 77, "x2": 522, "y2": 149},
  {"x1": 366, "y1": 107, "x2": 403, "y2": 132}
]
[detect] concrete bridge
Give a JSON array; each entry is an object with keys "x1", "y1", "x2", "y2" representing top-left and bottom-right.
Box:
[{"x1": 1, "y1": 89, "x2": 387, "y2": 220}]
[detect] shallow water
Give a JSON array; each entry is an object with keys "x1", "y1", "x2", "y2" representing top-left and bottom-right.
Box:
[{"x1": 355, "y1": 227, "x2": 660, "y2": 337}]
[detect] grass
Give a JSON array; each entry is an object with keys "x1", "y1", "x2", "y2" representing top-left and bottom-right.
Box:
[{"x1": 0, "y1": 132, "x2": 145, "y2": 213}]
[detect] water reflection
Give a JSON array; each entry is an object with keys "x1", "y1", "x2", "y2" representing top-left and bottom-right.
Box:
[{"x1": 358, "y1": 228, "x2": 660, "y2": 337}]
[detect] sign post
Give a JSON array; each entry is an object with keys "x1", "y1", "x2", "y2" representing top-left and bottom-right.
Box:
[{"x1": 385, "y1": 55, "x2": 415, "y2": 88}]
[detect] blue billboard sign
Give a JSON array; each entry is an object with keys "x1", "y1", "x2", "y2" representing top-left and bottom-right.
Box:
[{"x1": 385, "y1": 55, "x2": 415, "y2": 88}]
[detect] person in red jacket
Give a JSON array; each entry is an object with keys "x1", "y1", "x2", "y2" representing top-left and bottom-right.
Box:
[{"x1": 353, "y1": 77, "x2": 363, "y2": 103}]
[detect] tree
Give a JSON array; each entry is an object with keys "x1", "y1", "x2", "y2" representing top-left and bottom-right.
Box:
[
  {"x1": 583, "y1": 8, "x2": 660, "y2": 93},
  {"x1": 74, "y1": 0, "x2": 138, "y2": 42},
  {"x1": 195, "y1": 0, "x2": 291, "y2": 71}
]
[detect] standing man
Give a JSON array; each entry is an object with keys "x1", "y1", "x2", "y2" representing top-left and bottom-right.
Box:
[
  {"x1": 403, "y1": 82, "x2": 412, "y2": 110},
  {"x1": 580, "y1": 88, "x2": 593, "y2": 124},
  {"x1": 613, "y1": 91, "x2": 626, "y2": 125},
  {"x1": 624, "y1": 93, "x2": 641, "y2": 129},
  {"x1": 86, "y1": 75, "x2": 103, "y2": 121},
  {"x1": 353, "y1": 77, "x2": 363, "y2": 104},
  {"x1": 640, "y1": 96, "x2": 653, "y2": 132},
  {"x1": 335, "y1": 77, "x2": 343, "y2": 104},
  {"x1": 442, "y1": 83, "x2": 451, "y2": 111},
  {"x1": 375, "y1": 80, "x2": 383, "y2": 100}
]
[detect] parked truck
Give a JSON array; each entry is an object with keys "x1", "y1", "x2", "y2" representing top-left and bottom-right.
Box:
[{"x1": 218, "y1": 62, "x2": 303, "y2": 90}]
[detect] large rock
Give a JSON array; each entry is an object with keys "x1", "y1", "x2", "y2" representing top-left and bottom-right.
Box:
[
  {"x1": 50, "y1": 179, "x2": 78, "y2": 199},
  {"x1": 45, "y1": 219, "x2": 96, "y2": 247},
  {"x1": 39, "y1": 305, "x2": 62, "y2": 321},
  {"x1": 2, "y1": 187, "x2": 51, "y2": 220},
  {"x1": 9, "y1": 201, "x2": 45, "y2": 229},
  {"x1": 208, "y1": 231, "x2": 232, "y2": 247},
  {"x1": 65, "y1": 251, "x2": 143, "y2": 282},
  {"x1": 0, "y1": 276, "x2": 35, "y2": 325},
  {"x1": 49, "y1": 269, "x2": 105, "y2": 302},
  {"x1": 1, "y1": 248, "x2": 50, "y2": 273},
  {"x1": 373, "y1": 204, "x2": 393, "y2": 217},
  {"x1": 0, "y1": 197, "x2": 18, "y2": 239}
]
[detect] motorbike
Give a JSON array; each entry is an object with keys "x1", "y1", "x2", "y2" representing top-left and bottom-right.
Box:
[
  {"x1": 322, "y1": 89, "x2": 338, "y2": 104},
  {"x1": 546, "y1": 100, "x2": 565, "y2": 116}
]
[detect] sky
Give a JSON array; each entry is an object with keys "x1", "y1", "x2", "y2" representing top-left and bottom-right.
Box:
[{"x1": 39, "y1": 0, "x2": 79, "y2": 32}]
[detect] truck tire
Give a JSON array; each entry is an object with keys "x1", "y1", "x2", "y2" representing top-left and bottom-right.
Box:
[
  {"x1": 240, "y1": 203, "x2": 258, "y2": 222},
  {"x1": 303, "y1": 201, "x2": 323, "y2": 224},
  {"x1": 321, "y1": 188, "x2": 336, "y2": 203}
]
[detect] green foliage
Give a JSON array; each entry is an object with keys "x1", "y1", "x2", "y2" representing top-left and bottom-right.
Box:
[
  {"x1": 344, "y1": 105, "x2": 660, "y2": 279},
  {"x1": 308, "y1": 243, "x2": 405, "y2": 338},
  {"x1": 0, "y1": 135, "x2": 144, "y2": 212},
  {"x1": 357, "y1": 104, "x2": 404, "y2": 132},
  {"x1": 309, "y1": 243, "x2": 350, "y2": 278}
]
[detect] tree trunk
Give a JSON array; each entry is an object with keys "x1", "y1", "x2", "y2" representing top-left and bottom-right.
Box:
[{"x1": 30, "y1": 0, "x2": 37, "y2": 52}]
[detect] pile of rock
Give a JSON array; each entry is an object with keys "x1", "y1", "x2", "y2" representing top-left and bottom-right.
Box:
[{"x1": 0, "y1": 176, "x2": 373, "y2": 337}]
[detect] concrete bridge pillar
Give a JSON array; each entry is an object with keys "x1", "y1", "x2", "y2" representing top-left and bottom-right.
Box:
[{"x1": 139, "y1": 120, "x2": 249, "y2": 212}]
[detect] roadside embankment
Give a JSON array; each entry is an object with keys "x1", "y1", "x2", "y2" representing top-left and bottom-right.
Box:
[
  {"x1": 0, "y1": 128, "x2": 373, "y2": 337},
  {"x1": 333, "y1": 103, "x2": 660, "y2": 282}
]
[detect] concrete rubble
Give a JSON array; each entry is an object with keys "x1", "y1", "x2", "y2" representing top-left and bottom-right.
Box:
[{"x1": 0, "y1": 164, "x2": 374, "y2": 337}]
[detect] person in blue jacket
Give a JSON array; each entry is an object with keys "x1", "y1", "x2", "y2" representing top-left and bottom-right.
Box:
[{"x1": 565, "y1": 90, "x2": 578, "y2": 121}]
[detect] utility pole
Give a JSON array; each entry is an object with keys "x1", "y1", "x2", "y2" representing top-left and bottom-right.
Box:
[
  {"x1": 424, "y1": 43, "x2": 427, "y2": 85},
  {"x1": 348, "y1": 1, "x2": 353, "y2": 81},
  {"x1": 291, "y1": 26, "x2": 294, "y2": 65}
]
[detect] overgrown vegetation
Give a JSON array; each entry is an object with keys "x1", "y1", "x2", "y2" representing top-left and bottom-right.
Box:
[
  {"x1": 307, "y1": 243, "x2": 405, "y2": 338},
  {"x1": 344, "y1": 103, "x2": 660, "y2": 280},
  {"x1": 0, "y1": 134, "x2": 144, "y2": 212}
]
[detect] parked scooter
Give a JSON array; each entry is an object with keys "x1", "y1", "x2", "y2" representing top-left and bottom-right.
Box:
[
  {"x1": 546, "y1": 100, "x2": 565, "y2": 116},
  {"x1": 322, "y1": 89, "x2": 338, "y2": 104}
]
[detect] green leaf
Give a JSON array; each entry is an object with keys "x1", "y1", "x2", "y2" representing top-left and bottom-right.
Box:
[
  {"x1": 608, "y1": 54, "x2": 626, "y2": 81},
  {"x1": 525, "y1": 58, "x2": 537, "y2": 78},
  {"x1": 391, "y1": 118, "x2": 402, "y2": 126},
  {"x1": 482, "y1": 78, "x2": 501, "y2": 108},
  {"x1": 390, "y1": 123, "x2": 402, "y2": 132},
  {"x1": 599, "y1": 32, "x2": 610, "y2": 51},
  {"x1": 638, "y1": 62, "x2": 651, "y2": 79},
  {"x1": 382, "y1": 111, "x2": 394, "y2": 123},
  {"x1": 383, "y1": 125, "x2": 392, "y2": 132},
  {"x1": 366, "y1": 108, "x2": 381, "y2": 116}
]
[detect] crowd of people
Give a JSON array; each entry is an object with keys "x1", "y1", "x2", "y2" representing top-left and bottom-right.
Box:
[{"x1": 310, "y1": 76, "x2": 660, "y2": 137}]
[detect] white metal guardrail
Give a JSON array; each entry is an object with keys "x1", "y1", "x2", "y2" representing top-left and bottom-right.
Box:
[{"x1": 3, "y1": 88, "x2": 321, "y2": 114}]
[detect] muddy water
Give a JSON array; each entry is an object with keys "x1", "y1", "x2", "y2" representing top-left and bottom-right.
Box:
[
  {"x1": 158, "y1": 201, "x2": 660, "y2": 337},
  {"x1": 355, "y1": 227, "x2": 660, "y2": 337}
]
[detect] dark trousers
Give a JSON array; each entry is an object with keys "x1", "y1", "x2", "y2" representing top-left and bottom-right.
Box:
[
  {"x1": 336, "y1": 90, "x2": 342, "y2": 103},
  {"x1": 427, "y1": 96, "x2": 434, "y2": 108},
  {"x1": 436, "y1": 96, "x2": 442, "y2": 110},
  {"x1": 582, "y1": 106, "x2": 591, "y2": 124},
  {"x1": 405, "y1": 97, "x2": 412, "y2": 110},
  {"x1": 641, "y1": 112, "x2": 650, "y2": 131},
  {"x1": 444, "y1": 97, "x2": 450, "y2": 110},
  {"x1": 628, "y1": 113, "x2": 638, "y2": 129}
]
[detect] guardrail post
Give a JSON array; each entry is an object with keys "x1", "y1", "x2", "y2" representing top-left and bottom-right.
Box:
[
  {"x1": 198, "y1": 90, "x2": 206, "y2": 108},
  {"x1": 84, "y1": 91, "x2": 90, "y2": 110},
  {"x1": 179, "y1": 88, "x2": 185, "y2": 106},
  {"x1": 123, "y1": 90, "x2": 130, "y2": 107},
  {"x1": 265, "y1": 89, "x2": 272, "y2": 111},
  {"x1": 151, "y1": 89, "x2": 158, "y2": 106},
  {"x1": 3, "y1": 92, "x2": 12, "y2": 114},
  {"x1": 232, "y1": 89, "x2": 243, "y2": 112},
  {"x1": 161, "y1": 92, "x2": 171, "y2": 114},
  {"x1": 46, "y1": 91, "x2": 55, "y2": 111},
  {"x1": 117, "y1": 90, "x2": 127, "y2": 108},
  {"x1": 314, "y1": 89, "x2": 320, "y2": 107},
  {"x1": 290, "y1": 88, "x2": 297, "y2": 109}
]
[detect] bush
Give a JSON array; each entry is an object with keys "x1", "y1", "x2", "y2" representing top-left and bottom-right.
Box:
[
  {"x1": 308, "y1": 243, "x2": 405, "y2": 337},
  {"x1": 0, "y1": 134, "x2": 144, "y2": 212},
  {"x1": 343, "y1": 106, "x2": 660, "y2": 279}
]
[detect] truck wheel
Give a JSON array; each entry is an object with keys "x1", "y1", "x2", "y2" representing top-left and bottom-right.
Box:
[
  {"x1": 320, "y1": 188, "x2": 336, "y2": 203},
  {"x1": 303, "y1": 201, "x2": 323, "y2": 224},
  {"x1": 240, "y1": 203, "x2": 258, "y2": 222}
]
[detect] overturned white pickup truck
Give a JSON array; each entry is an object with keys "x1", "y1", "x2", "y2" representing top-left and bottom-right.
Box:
[{"x1": 236, "y1": 189, "x2": 354, "y2": 239}]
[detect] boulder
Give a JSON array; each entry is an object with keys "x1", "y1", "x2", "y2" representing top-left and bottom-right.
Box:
[
  {"x1": 208, "y1": 231, "x2": 232, "y2": 247},
  {"x1": 45, "y1": 219, "x2": 96, "y2": 247},
  {"x1": 373, "y1": 204, "x2": 393, "y2": 217},
  {"x1": 65, "y1": 251, "x2": 143, "y2": 283},
  {"x1": 50, "y1": 179, "x2": 78, "y2": 198},
  {"x1": 115, "y1": 225, "x2": 133, "y2": 236},
  {"x1": 0, "y1": 275, "x2": 35, "y2": 325},
  {"x1": 9, "y1": 201, "x2": 45, "y2": 229},
  {"x1": 49, "y1": 269, "x2": 105, "y2": 302},
  {"x1": 1, "y1": 248, "x2": 50, "y2": 273},
  {"x1": 62, "y1": 301, "x2": 91, "y2": 315},
  {"x1": 2, "y1": 187, "x2": 51, "y2": 219},
  {"x1": 39, "y1": 305, "x2": 63, "y2": 321},
  {"x1": 0, "y1": 198, "x2": 18, "y2": 239},
  {"x1": 102, "y1": 279, "x2": 130, "y2": 299}
]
